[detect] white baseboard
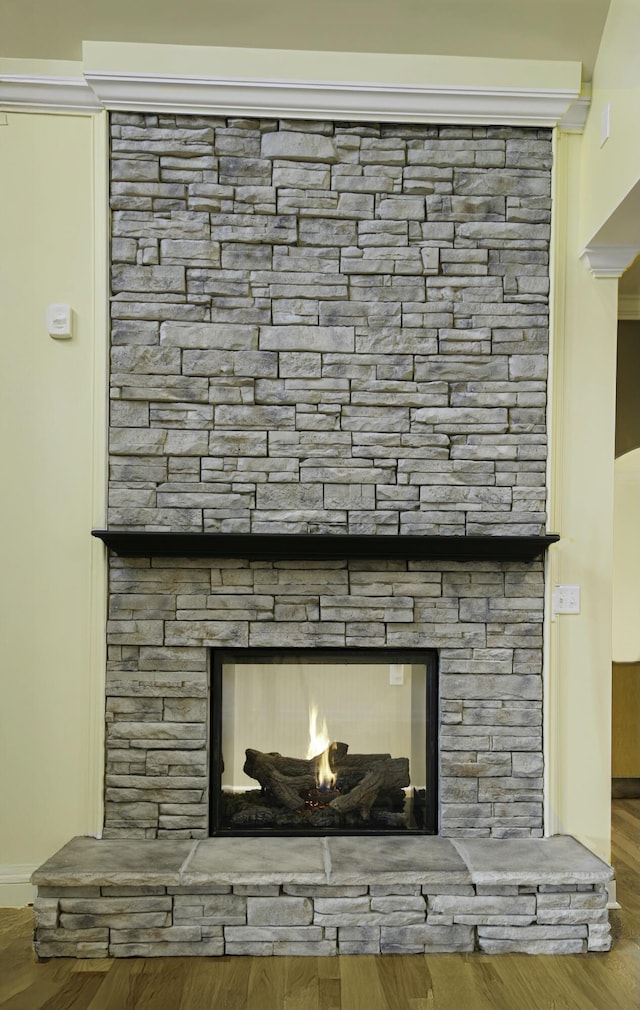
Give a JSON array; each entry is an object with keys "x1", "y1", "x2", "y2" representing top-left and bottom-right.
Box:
[
  {"x1": 0, "y1": 865, "x2": 38, "y2": 907},
  {"x1": 606, "y1": 879, "x2": 621, "y2": 909}
]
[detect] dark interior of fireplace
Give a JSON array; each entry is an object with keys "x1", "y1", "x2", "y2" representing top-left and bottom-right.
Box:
[{"x1": 210, "y1": 648, "x2": 438, "y2": 835}]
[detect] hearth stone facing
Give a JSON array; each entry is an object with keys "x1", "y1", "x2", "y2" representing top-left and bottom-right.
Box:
[
  {"x1": 32, "y1": 835, "x2": 613, "y2": 956},
  {"x1": 105, "y1": 556, "x2": 544, "y2": 839}
]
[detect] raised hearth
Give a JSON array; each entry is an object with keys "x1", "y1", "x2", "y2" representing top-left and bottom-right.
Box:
[{"x1": 32, "y1": 835, "x2": 613, "y2": 957}]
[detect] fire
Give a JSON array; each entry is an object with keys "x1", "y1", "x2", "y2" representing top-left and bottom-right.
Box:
[{"x1": 306, "y1": 704, "x2": 336, "y2": 789}]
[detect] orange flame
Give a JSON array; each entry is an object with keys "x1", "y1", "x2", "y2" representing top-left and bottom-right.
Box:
[{"x1": 306, "y1": 704, "x2": 336, "y2": 789}]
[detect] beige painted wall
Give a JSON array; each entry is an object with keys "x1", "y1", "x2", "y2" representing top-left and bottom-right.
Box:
[
  {"x1": 546, "y1": 130, "x2": 617, "y2": 861},
  {"x1": 579, "y1": 0, "x2": 640, "y2": 247},
  {"x1": 0, "y1": 110, "x2": 108, "y2": 905},
  {"x1": 81, "y1": 40, "x2": 580, "y2": 93}
]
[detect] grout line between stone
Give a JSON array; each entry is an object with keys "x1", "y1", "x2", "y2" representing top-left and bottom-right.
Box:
[
  {"x1": 177, "y1": 840, "x2": 199, "y2": 882},
  {"x1": 450, "y1": 838, "x2": 473, "y2": 878},
  {"x1": 321, "y1": 837, "x2": 332, "y2": 883}
]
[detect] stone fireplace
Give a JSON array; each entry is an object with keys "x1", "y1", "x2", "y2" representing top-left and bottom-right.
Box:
[
  {"x1": 103, "y1": 553, "x2": 546, "y2": 841},
  {"x1": 32, "y1": 112, "x2": 613, "y2": 956},
  {"x1": 103, "y1": 112, "x2": 552, "y2": 842}
]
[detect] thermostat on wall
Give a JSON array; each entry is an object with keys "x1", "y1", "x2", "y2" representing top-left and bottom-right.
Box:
[{"x1": 46, "y1": 303, "x2": 72, "y2": 339}]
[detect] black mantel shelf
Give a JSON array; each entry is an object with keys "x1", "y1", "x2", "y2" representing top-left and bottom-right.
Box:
[{"x1": 91, "y1": 531, "x2": 559, "y2": 562}]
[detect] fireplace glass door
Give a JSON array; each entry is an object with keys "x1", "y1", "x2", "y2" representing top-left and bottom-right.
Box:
[{"x1": 210, "y1": 649, "x2": 438, "y2": 835}]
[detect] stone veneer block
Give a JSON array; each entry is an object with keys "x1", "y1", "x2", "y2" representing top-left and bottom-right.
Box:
[
  {"x1": 247, "y1": 898, "x2": 314, "y2": 926},
  {"x1": 327, "y1": 836, "x2": 470, "y2": 884},
  {"x1": 182, "y1": 837, "x2": 327, "y2": 885},
  {"x1": 453, "y1": 836, "x2": 614, "y2": 886},
  {"x1": 31, "y1": 836, "x2": 194, "y2": 887}
]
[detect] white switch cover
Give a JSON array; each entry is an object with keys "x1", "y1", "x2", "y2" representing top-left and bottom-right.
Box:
[
  {"x1": 552, "y1": 585, "x2": 581, "y2": 615},
  {"x1": 46, "y1": 303, "x2": 72, "y2": 339},
  {"x1": 389, "y1": 664, "x2": 405, "y2": 685}
]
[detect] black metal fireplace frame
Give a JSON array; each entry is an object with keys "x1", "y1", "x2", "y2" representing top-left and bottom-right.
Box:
[{"x1": 209, "y1": 647, "x2": 439, "y2": 837}]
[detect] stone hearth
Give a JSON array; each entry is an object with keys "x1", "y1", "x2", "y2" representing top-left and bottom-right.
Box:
[{"x1": 33, "y1": 835, "x2": 612, "y2": 956}]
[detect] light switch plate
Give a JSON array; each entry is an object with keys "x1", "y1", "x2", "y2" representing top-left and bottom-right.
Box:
[{"x1": 552, "y1": 585, "x2": 581, "y2": 615}]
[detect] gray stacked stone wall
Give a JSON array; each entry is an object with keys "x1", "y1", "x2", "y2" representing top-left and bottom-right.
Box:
[
  {"x1": 105, "y1": 557, "x2": 544, "y2": 838},
  {"x1": 34, "y1": 881, "x2": 610, "y2": 957},
  {"x1": 109, "y1": 114, "x2": 550, "y2": 536},
  {"x1": 106, "y1": 114, "x2": 551, "y2": 841}
]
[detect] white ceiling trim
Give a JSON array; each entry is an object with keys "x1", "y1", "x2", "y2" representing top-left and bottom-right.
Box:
[
  {"x1": 82, "y1": 71, "x2": 579, "y2": 126},
  {"x1": 557, "y1": 85, "x2": 591, "y2": 133},
  {"x1": 581, "y1": 245, "x2": 640, "y2": 279},
  {"x1": 0, "y1": 69, "x2": 580, "y2": 126},
  {"x1": 618, "y1": 295, "x2": 640, "y2": 320},
  {"x1": 0, "y1": 74, "x2": 101, "y2": 112}
]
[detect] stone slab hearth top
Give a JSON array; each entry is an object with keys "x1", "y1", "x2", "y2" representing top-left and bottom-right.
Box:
[
  {"x1": 454, "y1": 835, "x2": 614, "y2": 885},
  {"x1": 32, "y1": 834, "x2": 612, "y2": 889}
]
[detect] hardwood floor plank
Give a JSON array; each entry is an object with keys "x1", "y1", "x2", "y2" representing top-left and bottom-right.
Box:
[
  {"x1": 281, "y1": 957, "x2": 319, "y2": 1010},
  {"x1": 317, "y1": 974, "x2": 341, "y2": 1010},
  {"x1": 499, "y1": 953, "x2": 599, "y2": 1010},
  {"x1": 246, "y1": 955, "x2": 287, "y2": 1010},
  {"x1": 85, "y1": 957, "x2": 150, "y2": 1010},
  {"x1": 0, "y1": 909, "x2": 29, "y2": 946},
  {"x1": 338, "y1": 954, "x2": 391, "y2": 1010},
  {"x1": 37, "y1": 974, "x2": 105, "y2": 1010},
  {"x1": 71, "y1": 960, "x2": 113, "y2": 974},
  {"x1": 177, "y1": 957, "x2": 242, "y2": 1010},
  {"x1": 612, "y1": 798, "x2": 640, "y2": 942},
  {"x1": 194, "y1": 956, "x2": 252, "y2": 1010},
  {"x1": 0, "y1": 957, "x2": 82, "y2": 1010},
  {"x1": 427, "y1": 954, "x2": 506, "y2": 1010},
  {"x1": 376, "y1": 953, "x2": 433, "y2": 1008},
  {"x1": 0, "y1": 910, "x2": 65, "y2": 1010},
  {"x1": 574, "y1": 941, "x2": 640, "y2": 1010}
]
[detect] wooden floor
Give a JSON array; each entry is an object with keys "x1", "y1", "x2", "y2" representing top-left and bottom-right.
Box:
[{"x1": 1, "y1": 801, "x2": 638, "y2": 1010}]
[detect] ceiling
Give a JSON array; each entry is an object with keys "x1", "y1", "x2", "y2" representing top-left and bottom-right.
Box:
[{"x1": 0, "y1": 0, "x2": 611, "y2": 80}]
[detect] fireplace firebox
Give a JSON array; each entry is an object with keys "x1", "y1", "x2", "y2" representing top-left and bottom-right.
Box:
[{"x1": 209, "y1": 648, "x2": 438, "y2": 835}]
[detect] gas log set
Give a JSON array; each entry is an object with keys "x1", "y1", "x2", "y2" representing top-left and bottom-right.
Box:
[{"x1": 222, "y1": 740, "x2": 418, "y2": 830}]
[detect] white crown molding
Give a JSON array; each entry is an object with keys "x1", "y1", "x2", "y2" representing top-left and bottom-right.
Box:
[
  {"x1": 580, "y1": 244, "x2": 640, "y2": 279},
  {"x1": 0, "y1": 66, "x2": 579, "y2": 126},
  {"x1": 82, "y1": 70, "x2": 578, "y2": 125},
  {"x1": 0, "y1": 74, "x2": 101, "y2": 112},
  {"x1": 618, "y1": 294, "x2": 640, "y2": 319},
  {"x1": 558, "y1": 85, "x2": 591, "y2": 134}
]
